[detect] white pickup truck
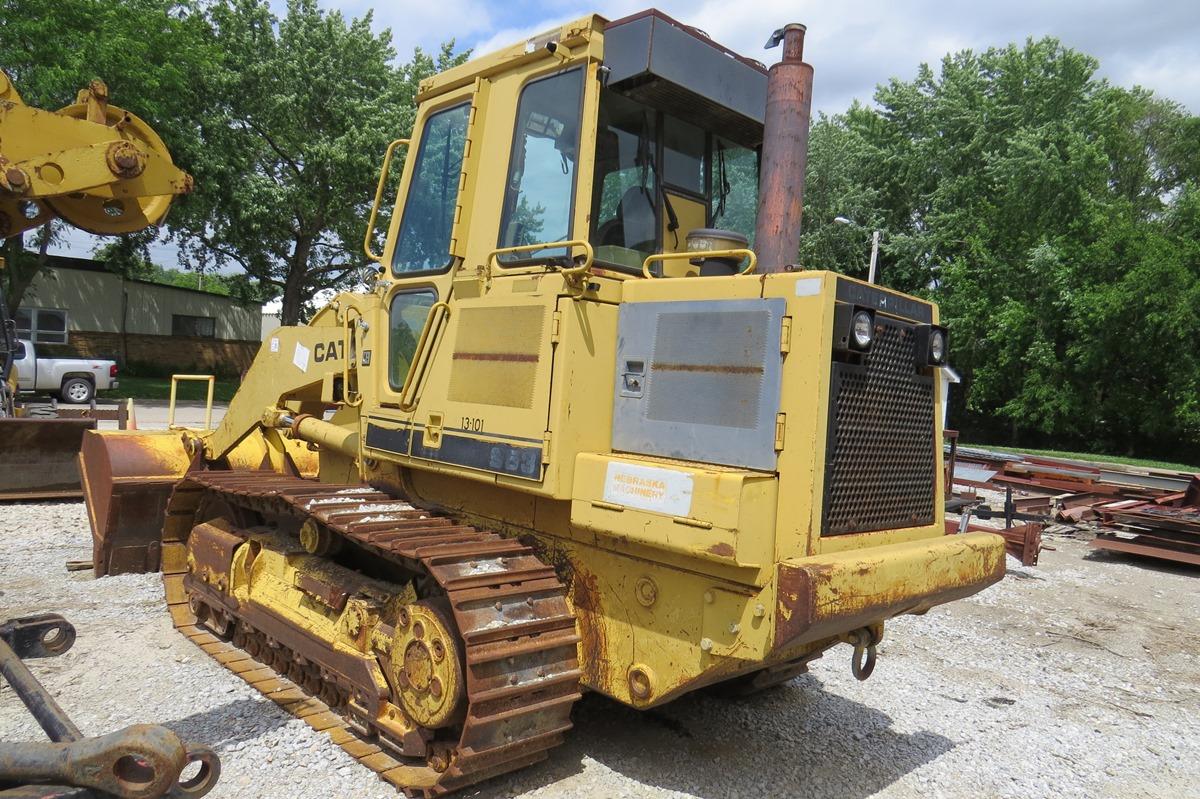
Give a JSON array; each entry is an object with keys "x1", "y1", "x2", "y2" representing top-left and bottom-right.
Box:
[{"x1": 12, "y1": 339, "x2": 119, "y2": 404}]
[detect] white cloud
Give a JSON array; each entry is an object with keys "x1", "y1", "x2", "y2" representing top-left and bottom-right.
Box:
[{"x1": 457, "y1": 0, "x2": 1200, "y2": 114}]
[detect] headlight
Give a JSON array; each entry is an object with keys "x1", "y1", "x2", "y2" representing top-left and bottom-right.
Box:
[
  {"x1": 915, "y1": 324, "x2": 949, "y2": 366},
  {"x1": 851, "y1": 310, "x2": 874, "y2": 350},
  {"x1": 832, "y1": 305, "x2": 875, "y2": 354},
  {"x1": 929, "y1": 328, "x2": 947, "y2": 364}
]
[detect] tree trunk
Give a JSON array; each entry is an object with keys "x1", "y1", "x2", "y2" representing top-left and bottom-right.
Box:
[
  {"x1": 1, "y1": 228, "x2": 51, "y2": 316},
  {"x1": 279, "y1": 236, "x2": 313, "y2": 326}
]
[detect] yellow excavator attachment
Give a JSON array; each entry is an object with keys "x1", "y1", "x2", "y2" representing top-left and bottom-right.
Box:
[
  {"x1": 0, "y1": 70, "x2": 194, "y2": 504},
  {"x1": 0, "y1": 70, "x2": 192, "y2": 237},
  {"x1": 79, "y1": 428, "x2": 319, "y2": 576}
]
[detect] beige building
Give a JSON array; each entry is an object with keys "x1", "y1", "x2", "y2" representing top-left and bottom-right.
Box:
[{"x1": 18, "y1": 256, "x2": 264, "y2": 373}]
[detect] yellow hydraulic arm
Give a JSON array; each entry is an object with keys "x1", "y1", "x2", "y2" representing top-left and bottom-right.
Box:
[{"x1": 0, "y1": 70, "x2": 192, "y2": 238}]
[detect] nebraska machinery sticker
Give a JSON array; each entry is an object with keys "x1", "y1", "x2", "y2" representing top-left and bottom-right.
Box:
[{"x1": 603, "y1": 461, "x2": 694, "y2": 517}]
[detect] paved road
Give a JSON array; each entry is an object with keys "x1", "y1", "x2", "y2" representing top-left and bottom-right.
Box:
[{"x1": 76, "y1": 398, "x2": 230, "y2": 430}]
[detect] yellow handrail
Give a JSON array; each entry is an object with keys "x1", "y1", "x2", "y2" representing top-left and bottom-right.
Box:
[
  {"x1": 342, "y1": 309, "x2": 363, "y2": 408},
  {"x1": 168, "y1": 374, "x2": 215, "y2": 430},
  {"x1": 483, "y1": 239, "x2": 595, "y2": 284},
  {"x1": 362, "y1": 138, "x2": 410, "y2": 263},
  {"x1": 399, "y1": 301, "x2": 450, "y2": 412},
  {"x1": 641, "y1": 248, "x2": 757, "y2": 279}
]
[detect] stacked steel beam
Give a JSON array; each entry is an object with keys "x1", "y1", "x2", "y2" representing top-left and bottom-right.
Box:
[{"x1": 1092, "y1": 477, "x2": 1200, "y2": 567}]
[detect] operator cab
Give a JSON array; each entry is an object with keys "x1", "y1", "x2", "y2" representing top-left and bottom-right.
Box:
[
  {"x1": 385, "y1": 10, "x2": 768, "y2": 284},
  {"x1": 589, "y1": 11, "x2": 765, "y2": 276},
  {"x1": 486, "y1": 11, "x2": 766, "y2": 277}
]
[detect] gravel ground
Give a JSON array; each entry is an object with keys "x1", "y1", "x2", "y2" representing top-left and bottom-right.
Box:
[{"x1": 1, "y1": 501, "x2": 1197, "y2": 798}]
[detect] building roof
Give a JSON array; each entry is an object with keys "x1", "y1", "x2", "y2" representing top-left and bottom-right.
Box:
[{"x1": 44, "y1": 254, "x2": 262, "y2": 305}]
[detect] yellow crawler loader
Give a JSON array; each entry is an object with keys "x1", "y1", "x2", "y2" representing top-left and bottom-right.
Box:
[
  {"x1": 0, "y1": 69, "x2": 191, "y2": 498},
  {"x1": 80, "y1": 12, "x2": 1005, "y2": 797}
]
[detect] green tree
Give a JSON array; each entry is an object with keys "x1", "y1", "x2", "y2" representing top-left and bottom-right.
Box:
[
  {"x1": 0, "y1": 0, "x2": 216, "y2": 312},
  {"x1": 177, "y1": 0, "x2": 466, "y2": 324},
  {"x1": 2, "y1": 0, "x2": 466, "y2": 325},
  {"x1": 798, "y1": 37, "x2": 1200, "y2": 457}
]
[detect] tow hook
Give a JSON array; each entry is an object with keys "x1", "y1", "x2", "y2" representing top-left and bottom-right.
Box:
[{"x1": 848, "y1": 627, "x2": 878, "y2": 681}]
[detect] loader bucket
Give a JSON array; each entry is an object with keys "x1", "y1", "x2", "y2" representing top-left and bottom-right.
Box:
[
  {"x1": 80, "y1": 428, "x2": 322, "y2": 577},
  {"x1": 0, "y1": 418, "x2": 96, "y2": 501},
  {"x1": 79, "y1": 429, "x2": 192, "y2": 576}
]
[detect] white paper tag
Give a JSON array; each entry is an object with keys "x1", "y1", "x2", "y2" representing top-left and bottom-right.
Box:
[
  {"x1": 292, "y1": 342, "x2": 310, "y2": 372},
  {"x1": 794, "y1": 277, "x2": 822, "y2": 296},
  {"x1": 603, "y1": 461, "x2": 694, "y2": 517},
  {"x1": 269, "y1": 337, "x2": 280, "y2": 353}
]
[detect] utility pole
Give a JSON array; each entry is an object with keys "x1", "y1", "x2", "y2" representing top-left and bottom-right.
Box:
[
  {"x1": 868, "y1": 229, "x2": 880, "y2": 284},
  {"x1": 834, "y1": 216, "x2": 883, "y2": 284}
]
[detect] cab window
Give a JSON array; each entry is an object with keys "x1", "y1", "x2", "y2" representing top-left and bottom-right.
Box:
[
  {"x1": 392, "y1": 102, "x2": 470, "y2": 275},
  {"x1": 388, "y1": 290, "x2": 437, "y2": 389},
  {"x1": 662, "y1": 115, "x2": 705, "y2": 195},
  {"x1": 710, "y1": 136, "x2": 759, "y2": 244},
  {"x1": 590, "y1": 91, "x2": 658, "y2": 271},
  {"x1": 497, "y1": 69, "x2": 584, "y2": 261}
]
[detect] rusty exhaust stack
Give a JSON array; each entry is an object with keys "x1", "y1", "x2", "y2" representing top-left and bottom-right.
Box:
[{"x1": 754, "y1": 24, "x2": 814, "y2": 273}]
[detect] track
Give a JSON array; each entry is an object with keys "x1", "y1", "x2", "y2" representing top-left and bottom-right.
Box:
[{"x1": 159, "y1": 470, "x2": 582, "y2": 797}]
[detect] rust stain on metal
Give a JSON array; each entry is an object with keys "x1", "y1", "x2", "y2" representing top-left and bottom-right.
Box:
[
  {"x1": 754, "y1": 23, "x2": 813, "y2": 273},
  {"x1": 565, "y1": 561, "x2": 607, "y2": 694},
  {"x1": 706, "y1": 542, "x2": 735, "y2": 557},
  {"x1": 651, "y1": 363, "x2": 763, "y2": 375},
  {"x1": 105, "y1": 140, "x2": 145, "y2": 178},
  {"x1": 773, "y1": 563, "x2": 812, "y2": 652},
  {"x1": 451, "y1": 351, "x2": 539, "y2": 362}
]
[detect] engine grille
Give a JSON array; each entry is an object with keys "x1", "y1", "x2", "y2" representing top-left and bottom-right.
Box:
[{"x1": 822, "y1": 316, "x2": 936, "y2": 536}]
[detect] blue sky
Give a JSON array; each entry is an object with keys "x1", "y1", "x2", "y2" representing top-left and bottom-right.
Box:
[{"x1": 54, "y1": 0, "x2": 1200, "y2": 270}]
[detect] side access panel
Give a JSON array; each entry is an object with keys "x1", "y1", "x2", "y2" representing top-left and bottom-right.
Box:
[{"x1": 612, "y1": 298, "x2": 786, "y2": 472}]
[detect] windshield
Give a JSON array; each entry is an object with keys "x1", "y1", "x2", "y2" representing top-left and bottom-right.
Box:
[
  {"x1": 497, "y1": 69, "x2": 584, "y2": 262},
  {"x1": 392, "y1": 102, "x2": 471, "y2": 275}
]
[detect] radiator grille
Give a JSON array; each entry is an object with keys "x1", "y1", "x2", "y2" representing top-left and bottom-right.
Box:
[{"x1": 823, "y1": 318, "x2": 936, "y2": 535}]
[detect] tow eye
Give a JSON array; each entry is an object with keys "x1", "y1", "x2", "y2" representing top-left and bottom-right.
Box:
[{"x1": 848, "y1": 627, "x2": 878, "y2": 681}]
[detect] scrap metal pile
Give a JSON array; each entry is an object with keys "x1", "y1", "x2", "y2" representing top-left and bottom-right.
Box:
[
  {"x1": 948, "y1": 444, "x2": 1199, "y2": 569},
  {"x1": 1092, "y1": 477, "x2": 1200, "y2": 567}
]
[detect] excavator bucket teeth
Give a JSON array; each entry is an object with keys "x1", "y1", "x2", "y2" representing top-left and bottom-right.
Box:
[
  {"x1": 79, "y1": 428, "x2": 191, "y2": 577},
  {"x1": 0, "y1": 417, "x2": 95, "y2": 501}
]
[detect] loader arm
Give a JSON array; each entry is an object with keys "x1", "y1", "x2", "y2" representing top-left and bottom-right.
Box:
[
  {"x1": 78, "y1": 316, "x2": 345, "y2": 576},
  {"x1": 203, "y1": 318, "x2": 345, "y2": 462}
]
